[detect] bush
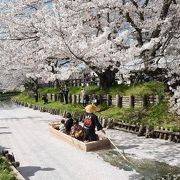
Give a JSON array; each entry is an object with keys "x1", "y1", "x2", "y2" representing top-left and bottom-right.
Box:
[{"x1": 0, "y1": 157, "x2": 16, "y2": 180}]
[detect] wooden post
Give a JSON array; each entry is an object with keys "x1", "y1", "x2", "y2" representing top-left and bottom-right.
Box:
[
  {"x1": 68, "y1": 94, "x2": 72, "y2": 103},
  {"x1": 51, "y1": 94, "x2": 55, "y2": 101},
  {"x1": 155, "y1": 95, "x2": 159, "y2": 104},
  {"x1": 115, "y1": 95, "x2": 122, "y2": 108},
  {"x1": 107, "y1": 94, "x2": 111, "y2": 106},
  {"x1": 143, "y1": 95, "x2": 148, "y2": 108},
  {"x1": 115, "y1": 95, "x2": 120, "y2": 107},
  {"x1": 102, "y1": 118, "x2": 108, "y2": 128},
  {"x1": 98, "y1": 95, "x2": 103, "y2": 104},
  {"x1": 72, "y1": 94, "x2": 77, "y2": 104},
  {"x1": 129, "y1": 95, "x2": 135, "y2": 108},
  {"x1": 54, "y1": 94, "x2": 57, "y2": 101},
  {"x1": 74, "y1": 79, "x2": 78, "y2": 86},
  {"x1": 76, "y1": 94, "x2": 80, "y2": 103},
  {"x1": 47, "y1": 93, "x2": 51, "y2": 101}
]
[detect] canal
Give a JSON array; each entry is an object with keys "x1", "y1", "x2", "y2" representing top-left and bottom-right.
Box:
[{"x1": 0, "y1": 100, "x2": 180, "y2": 180}]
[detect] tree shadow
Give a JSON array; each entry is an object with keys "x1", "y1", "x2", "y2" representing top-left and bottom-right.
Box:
[
  {"x1": 116, "y1": 144, "x2": 139, "y2": 150},
  {"x1": 0, "y1": 117, "x2": 42, "y2": 120},
  {"x1": 18, "y1": 166, "x2": 55, "y2": 180},
  {"x1": 0, "y1": 145, "x2": 10, "y2": 154},
  {"x1": 0, "y1": 132, "x2": 12, "y2": 134},
  {"x1": 0, "y1": 127, "x2": 9, "y2": 129}
]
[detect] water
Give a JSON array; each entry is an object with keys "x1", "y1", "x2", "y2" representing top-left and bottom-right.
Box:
[
  {"x1": 1, "y1": 100, "x2": 180, "y2": 180},
  {"x1": 98, "y1": 150, "x2": 180, "y2": 180},
  {"x1": 0, "y1": 99, "x2": 18, "y2": 110}
]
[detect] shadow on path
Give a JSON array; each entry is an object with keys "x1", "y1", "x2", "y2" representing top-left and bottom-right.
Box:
[
  {"x1": 116, "y1": 144, "x2": 139, "y2": 150},
  {"x1": 0, "y1": 117, "x2": 42, "y2": 120},
  {"x1": 18, "y1": 166, "x2": 55, "y2": 180},
  {"x1": 0, "y1": 145, "x2": 10, "y2": 154},
  {"x1": 0, "y1": 132, "x2": 12, "y2": 134}
]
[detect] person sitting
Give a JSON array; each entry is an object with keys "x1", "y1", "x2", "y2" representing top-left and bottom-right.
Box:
[
  {"x1": 70, "y1": 119, "x2": 84, "y2": 141},
  {"x1": 59, "y1": 119, "x2": 66, "y2": 133},
  {"x1": 83, "y1": 104, "x2": 105, "y2": 141},
  {"x1": 64, "y1": 112, "x2": 73, "y2": 134}
]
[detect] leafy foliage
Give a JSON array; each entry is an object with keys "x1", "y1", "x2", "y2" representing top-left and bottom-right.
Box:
[{"x1": 0, "y1": 157, "x2": 16, "y2": 180}]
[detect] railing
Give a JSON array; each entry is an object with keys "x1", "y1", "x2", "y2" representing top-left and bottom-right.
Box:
[{"x1": 35, "y1": 92, "x2": 159, "y2": 108}]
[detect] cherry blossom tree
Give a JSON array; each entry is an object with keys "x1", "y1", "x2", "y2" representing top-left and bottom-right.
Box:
[
  {"x1": 0, "y1": 0, "x2": 180, "y2": 113},
  {"x1": 1, "y1": 0, "x2": 179, "y2": 88},
  {"x1": 33, "y1": 0, "x2": 179, "y2": 87}
]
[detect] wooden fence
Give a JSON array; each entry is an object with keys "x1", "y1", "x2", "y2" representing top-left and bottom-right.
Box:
[{"x1": 34, "y1": 92, "x2": 159, "y2": 108}]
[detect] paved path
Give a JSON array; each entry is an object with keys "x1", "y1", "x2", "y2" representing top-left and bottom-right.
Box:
[
  {"x1": 0, "y1": 103, "x2": 180, "y2": 180},
  {"x1": 0, "y1": 103, "x2": 135, "y2": 180}
]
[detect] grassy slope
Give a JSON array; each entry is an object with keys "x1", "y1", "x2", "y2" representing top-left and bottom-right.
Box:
[
  {"x1": 15, "y1": 81, "x2": 180, "y2": 131},
  {"x1": 15, "y1": 93, "x2": 84, "y2": 114},
  {"x1": 39, "y1": 81, "x2": 165, "y2": 96},
  {"x1": 0, "y1": 157, "x2": 16, "y2": 180}
]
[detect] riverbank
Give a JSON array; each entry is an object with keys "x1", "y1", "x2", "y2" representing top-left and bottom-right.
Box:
[
  {"x1": 0, "y1": 92, "x2": 20, "y2": 101},
  {"x1": 0, "y1": 156, "x2": 17, "y2": 180},
  {"x1": 13, "y1": 82, "x2": 180, "y2": 143},
  {"x1": 14, "y1": 82, "x2": 180, "y2": 132}
]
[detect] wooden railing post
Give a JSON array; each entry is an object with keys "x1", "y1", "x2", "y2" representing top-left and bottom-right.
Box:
[
  {"x1": 115, "y1": 95, "x2": 122, "y2": 107},
  {"x1": 129, "y1": 95, "x2": 135, "y2": 108},
  {"x1": 107, "y1": 94, "x2": 111, "y2": 106},
  {"x1": 72, "y1": 94, "x2": 77, "y2": 104},
  {"x1": 143, "y1": 95, "x2": 148, "y2": 108}
]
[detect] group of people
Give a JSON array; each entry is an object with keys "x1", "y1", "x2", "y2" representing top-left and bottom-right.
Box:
[
  {"x1": 41, "y1": 86, "x2": 99, "y2": 107},
  {"x1": 59, "y1": 104, "x2": 105, "y2": 141},
  {"x1": 80, "y1": 88, "x2": 99, "y2": 107}
]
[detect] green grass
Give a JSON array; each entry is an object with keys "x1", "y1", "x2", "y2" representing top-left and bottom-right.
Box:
[
  {"x1": 0, "y1": 156, "x2": 16, "y2": 180},
  {"x1": 15, "y1": 93, "x2": 84, "y2": 115},
  {"x1": 97, "y1": 99, "x2": 180, "y2": 130},
  {"x1": 39, "y1": 87, "x2": 60, "y2": 94},
  {"x1": 41, "y1": 81, "x2": 165, "y2": 96},
  {"x1": 69, "y1": 85, "x2": 100, "y2": 95},
  {"x1": 15, "y1": 81, "x2": 180, "y2": 131},
  {"x1": 123, "y1": 81, "x2": 166, "y2": 96}
]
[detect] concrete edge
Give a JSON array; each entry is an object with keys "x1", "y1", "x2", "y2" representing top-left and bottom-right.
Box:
[
  {"x1": 10, "y1": 164, "x2": 26, "y2": 180},
  {"x1": 1, "y1": 157, "x2": 25, "y2": 180}
]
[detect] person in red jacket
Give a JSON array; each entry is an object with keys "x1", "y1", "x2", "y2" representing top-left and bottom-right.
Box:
[{"x1": 83, "y1": 104, "x2": 105, "y2": 141}]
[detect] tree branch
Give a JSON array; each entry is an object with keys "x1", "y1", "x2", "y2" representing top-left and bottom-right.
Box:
[
  {"x1": 125, "y1": 12, "x2": 143, "y2": 46},
  {"x1": 142, "y1": 0, "x2": 150, "y2": 7}
]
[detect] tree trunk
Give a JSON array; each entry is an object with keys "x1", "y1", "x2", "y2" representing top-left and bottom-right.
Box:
[
  {"x1": 97, "y1": 69, "x2": 116, "y2": 88},
  {"x1": 54, "y1": 79, "x2": 60, "y2": 88}
]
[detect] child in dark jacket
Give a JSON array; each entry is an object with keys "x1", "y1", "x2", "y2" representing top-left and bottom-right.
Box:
[{"x1": 64, "y1": 112, "x2": 73, "y2": 134}]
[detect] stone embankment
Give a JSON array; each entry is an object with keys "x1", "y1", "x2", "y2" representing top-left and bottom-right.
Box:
[{"x1": 0, "y1": 149, "x2": 25, "y2": 180}]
